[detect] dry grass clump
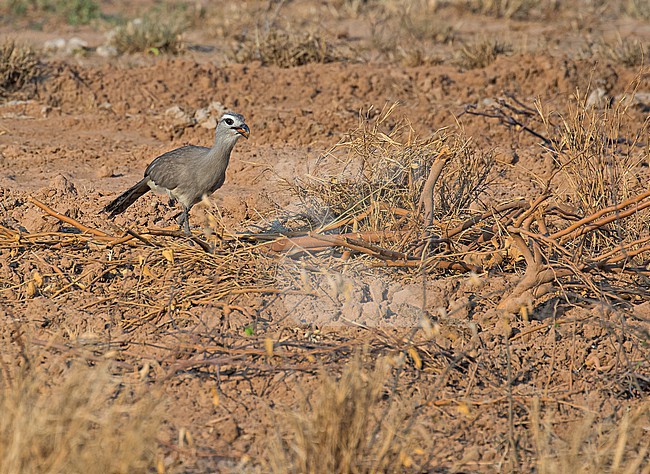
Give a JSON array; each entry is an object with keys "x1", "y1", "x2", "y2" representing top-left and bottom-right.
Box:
[
  {"x1": 531, "y1": 400, "x2": 650, "y2": 473},
  {"x1": 0, "y1": 40, "x2": 40, "y2": 98},
  {"x1": 539, "y1": 86, "x2": 649, "y2": 236},
  {"x1": 288, "y1": 104, "x2": 493, "y2": 235},
  {"x1": 600, "y1": 37, "x2": 647, "y2": 67},
  {"x1": 538, "y1": 86, "x2": 650, "y2": 260},
  {"x1": 232, "y1": 29, "x2": 345, "y2": 67},
  {"x1": 267, "y1": 354, "x2": 421, "y2": 473},
  {"x1": 400, "y1": 13, "x2": 455, "y2": 44},
  {"x1": 110, "y1": 15, "x2": 187, "y2": 55},
  {"x1": 0, "y1": 361, "x2": 161, "y2": 474},
  {"x1": 623, "y1": 0, "x2": 650, "y2": 19},
  {"x1": 327, "y1": 0, "x2": 379, "y2": 18},
  {"x1": 456, "y1": 37, "x2": 512, "y2": 69},
  {"x1": 462, "y1": 0, "x2": 546, "y2": 19}
]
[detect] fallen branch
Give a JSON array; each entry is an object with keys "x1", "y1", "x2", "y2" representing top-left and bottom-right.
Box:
[
  {"x1": 250, "y1": 230, "x2": 403, "y2": 254},
  {"x1": 549, "y1": 189, "x2": 650, "y2": 242},
  {"x1": 28, "y1": 197, "x2": 112, "y2": 238},
  {"x1": 445, "y1": 199, "x2": 529, "y2": 240},
  {"x1": 417, "y1": 146, "x2": 451, "y2": 227}
]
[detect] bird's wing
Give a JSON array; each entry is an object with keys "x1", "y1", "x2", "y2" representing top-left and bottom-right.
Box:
[{"x1": 144, "y1": 145, "x2": 210, "y2": 190}]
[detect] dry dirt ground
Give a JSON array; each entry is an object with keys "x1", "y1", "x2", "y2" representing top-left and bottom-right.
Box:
[{"x1": 1, "y1": 1, "x2": 650, "y2": 473}]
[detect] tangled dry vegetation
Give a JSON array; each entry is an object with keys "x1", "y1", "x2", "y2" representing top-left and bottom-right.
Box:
[
  {"x1": 248, "y1": 96, "x2": 650, "y2": 322},
  {"x1": 0, "y1": 97, "x2": 650, "y2": 473},
  {"x1": 109, "y1": 15, "x2": 187, "y2": 55},
  {"x1": 1, "y1": 89, "x2": 650, "y2": 471}
]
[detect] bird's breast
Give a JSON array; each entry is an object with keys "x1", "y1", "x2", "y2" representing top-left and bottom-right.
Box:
[{"x1": 147, "y1": 179, "x2": 193, "y2": 208}]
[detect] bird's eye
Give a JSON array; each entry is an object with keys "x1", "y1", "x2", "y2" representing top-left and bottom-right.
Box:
[{"x1": 224, "y1": 118, "x2": 234, "y2": 126}]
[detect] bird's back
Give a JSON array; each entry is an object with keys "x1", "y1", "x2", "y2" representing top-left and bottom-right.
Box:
[{"x1": 145, "y1": 145, "x2": 211, "y2": 192}]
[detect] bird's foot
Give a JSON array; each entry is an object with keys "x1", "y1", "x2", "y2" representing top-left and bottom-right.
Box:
[{"x1": 177, "y1": 211, "x2": 191, "y2": 236}]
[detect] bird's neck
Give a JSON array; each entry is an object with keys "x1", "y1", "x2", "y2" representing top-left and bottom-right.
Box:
[
  {"x1": 206, "y1": 138, "x2": 237, "y2": 167},
  {"x1": 212, "y1": 135, "x2": 238, "y2": 154}
]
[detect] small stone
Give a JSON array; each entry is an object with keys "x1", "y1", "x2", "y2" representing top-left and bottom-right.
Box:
[
  {"x1": 96, "y1": 45, "x2": 118, "y2": 58},
  {"x1": 165, "y1": 105, "x2": 194, "y2": 127},
  {"x1": 586, "y1": 87, "x2": 607, "y2": 108},
  {"x1": 208, "y1": 101, "x2": 226, "y2": 116},
  {"x1": 200, "y1": 116, "x2": 218, "y2": 129},
  {"x1": 165, "y1": 105, "x2": 186, "y2": 119},
  {"x1": 44, "y1": 38, "x2": 66, "y2": 52},
  {"x1": 219, "y1": 420, "x2": 240, "y2": 443},
  {"x1": 341, "y1": 299, "x2": 361, "y2": 322},
  {"x1": 66, "y1": 37, "x2": 88, "y2": 55},
  {"x1": 361, "y1": 301, "x2": 382, "y2": 320},
  {"x1": 368, "y1": 279, "x2": 386, "y2": 303},
  {"x1": 50, "y1": 174, "x2": 76, "y2": 195},
  {"x1": 391, "y1": 284, "x2": 423, "y2": 308},
  {"x1": 194, "y1": 107, "x2": 210, "y2": 123}
]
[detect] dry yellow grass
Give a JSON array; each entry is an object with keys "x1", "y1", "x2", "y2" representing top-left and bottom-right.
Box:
[
  {"x1": 531, "y1": 399, "x2": 650, "y2": 473},
  {"x1": 457, "y1": 37, "x2": 512, "y2": 69},
  {"x1": 536, "y1": 79, "x2": 650, "y2": 254},
  {"x1": 0, "y1": 360, "x2": 162, "y2": 474},
  {"x1": 266, "y1": 353, "x2": 421, "y2": 473},
  {"x1": 110, "y1": 15, "x2": 187, "y2": 55}
]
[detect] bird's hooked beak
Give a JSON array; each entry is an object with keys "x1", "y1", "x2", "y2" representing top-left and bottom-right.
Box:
[{"x1": 234, "y1": 124, "x2": 250, "y2": 139}]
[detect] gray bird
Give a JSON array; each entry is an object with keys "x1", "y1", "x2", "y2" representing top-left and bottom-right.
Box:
[{"x1": 104, "y1": 112, "x2": 250, "y2": 234}]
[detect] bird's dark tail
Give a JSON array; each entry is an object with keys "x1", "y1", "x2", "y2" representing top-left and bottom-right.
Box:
[{"x1": 103, "y1": 178, "x2": 150, "y2": 216}]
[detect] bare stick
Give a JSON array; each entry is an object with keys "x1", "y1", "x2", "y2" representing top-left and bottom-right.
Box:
[
  {"x1": 417, "y1": 146, "x2": 451, "y2": 227},
  {"x1": 260, "y1": 230, "x2": 403, "y2": 253},
  {"x1": 549, "y1": 189, "x2": 650, "y2": 241},
  {"x1": 445, "y1": 200, "x2": 528, "y2": 240},
  {"x1": 28, "y1": 197, "x2": 111, "y2": 238},
  {"x1": 558, "y1": 200, "x2": 650, "y2": 245}
]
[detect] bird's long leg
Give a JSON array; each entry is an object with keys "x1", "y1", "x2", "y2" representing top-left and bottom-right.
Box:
[{"x1": 177, "y1": 206, "x2": 191, "y2": 235}]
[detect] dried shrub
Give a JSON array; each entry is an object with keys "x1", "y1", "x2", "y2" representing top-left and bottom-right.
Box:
[
  {"x1": 232, "y1": 29, "x2": 344, "y2": 67},
  {"x1": 267, "y1": 354, "x2": 422, "y2": 473},
  {"x1": 328, "y1": 0, "x2": 379, "y2": 17},
  {"x1": 456, "y1": 38, "x2": 512, "y2": 69},
  {"x1": 464, "y1": 87, "x2": 650, "y2": 312},
  {"x1": 288, "y1": 104, "x2": 493, "y2": 236},
  {"x1": 398, "y1": 45, "x2": 444, "y2": 67},
  {"x1": 0, "y1": 361, "x2": 161, "y2": 474},
  {"x1": 545, "y1": 91, "x2": 650, "y2": 258},
  {"x1": 110, "y1": 15, "x2": 187, "y2": 55},
  {"x1": 0, "y1": 40, "x2": 40, "y2": 99}
]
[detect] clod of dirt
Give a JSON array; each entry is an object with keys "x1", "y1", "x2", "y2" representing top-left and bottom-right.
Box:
[
  {"x1": 49, "y1": 174, "x2": 77, "y2": 196},
  {"x1": 95, "y1": 165, "x2": 114, "y2": 179},
  {"x1": 165, "y1": 105, "x2": 194, "y2": 127}
]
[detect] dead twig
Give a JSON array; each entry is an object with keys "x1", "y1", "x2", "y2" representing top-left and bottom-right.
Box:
[
  {"x1": 28, "y1": 197, "x2": 112, "y2": 238},
  {"x1": 417, "y1": 146, "x2": 451, "y2": 227}
]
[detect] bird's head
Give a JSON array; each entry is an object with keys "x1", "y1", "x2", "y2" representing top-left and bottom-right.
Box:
[{"x1": 217, "y1": 112, "x2": 250, "y2": 141}]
